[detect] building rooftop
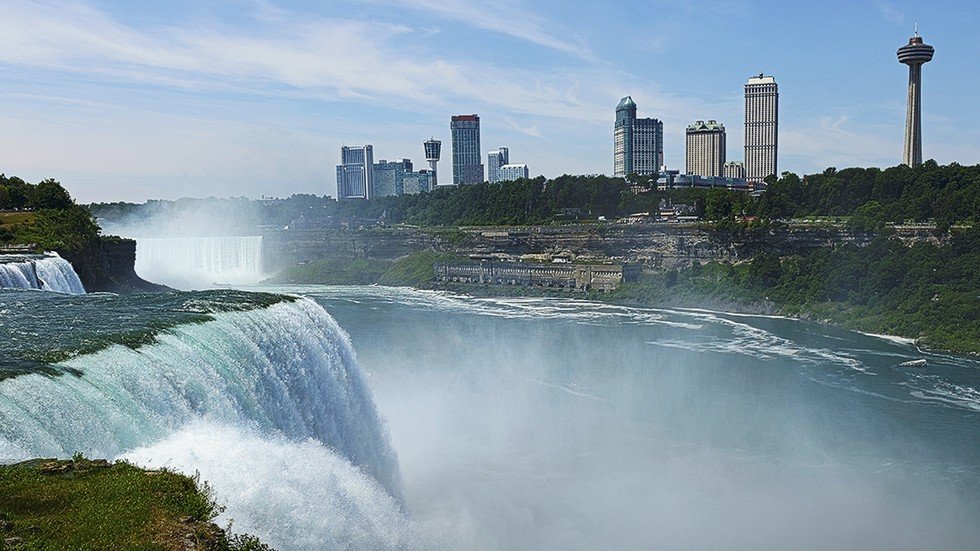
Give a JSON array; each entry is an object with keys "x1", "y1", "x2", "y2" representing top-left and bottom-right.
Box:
[
  {"x1": 687, "y1": 119, "x2": 725, "y2": 132},
  {"x1": 747, "y1": 74, "x2": 776, "y2": 85},
  {"x1": 617, "y1": 96, "x2": 637, "y2": 110}
]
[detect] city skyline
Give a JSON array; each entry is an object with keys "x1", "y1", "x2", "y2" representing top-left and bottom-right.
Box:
[{"x1": 0, "y1": 1, "x2": 977, "y2": 202}]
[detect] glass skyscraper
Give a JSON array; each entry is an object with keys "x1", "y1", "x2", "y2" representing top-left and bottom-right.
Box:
[{"x1": 451, "y1": 115, "x2": 483, "y2": 185}]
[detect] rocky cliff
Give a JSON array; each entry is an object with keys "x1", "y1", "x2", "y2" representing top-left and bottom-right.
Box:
[
  {"x1": 262, "y1": 223, "x2": 935, "y2": 272},
  {"x1": 61, "y1": 237, "x2": 169, "y2": 294}
]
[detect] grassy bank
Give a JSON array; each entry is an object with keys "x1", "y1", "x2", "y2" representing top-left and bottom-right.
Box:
[{"x1": 0, "y1": 457, "x2": 270, "y2": 550}]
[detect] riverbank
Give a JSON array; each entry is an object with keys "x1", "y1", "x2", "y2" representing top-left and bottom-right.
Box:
[
  {"x1": 0, "y1": 457, "x2": 270, "y2": 550},
  {"x1": 271, "y1": 246, "x2": 977, "y2": 355}
]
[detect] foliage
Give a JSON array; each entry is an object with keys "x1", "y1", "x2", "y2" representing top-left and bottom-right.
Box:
[
  {"x1": 0, "y1": 175, "x2": 101, "y2": 254},
  {"x1": 604, "y1": 225, "x2": 980, "y2": 354},
  {"x1": 89, "y1": 162, "x2": 980, "y2": 232},
  {"x1": 0, "y1": 457, "x2": 272, "y2": 550},
  {"x1": 377, "y1": 250, "x2": 459, "y2": 287}
]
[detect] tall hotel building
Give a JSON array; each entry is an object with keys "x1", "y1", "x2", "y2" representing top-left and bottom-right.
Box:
[
  {"x1": 685, "y1": 120, "x2": 726, "y2": 177},
  {"x1": 451, "y1": 115, "x2": 484, "y2": 185},
  {"x1": 744, "y1": 74, "x2": 778, "y2": 183},
  {"x1": 614, "y1": 96, "x2": 663, "y2": 177},
  {"x1": 487, "y1": 147, "x2": 509, "y2": 183},
  {"x1": 336, "y1": 145, "x2": 374, "y2": 200}
]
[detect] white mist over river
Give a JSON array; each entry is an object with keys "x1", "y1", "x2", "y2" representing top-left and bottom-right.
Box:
[
  {"x1": 134, "y1": 236, "x2": 266, "y2": 289},
  {"x1": 2, "y1": 285, "x2": 979, "y2": 550}
]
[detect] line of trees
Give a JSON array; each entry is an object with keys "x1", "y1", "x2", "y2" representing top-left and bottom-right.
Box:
[
  {"x1": 0, "y1": 175, "x2": 101, "y2": 253},
  {"x1": 94, "y1": 160, "x2": 980, "y2": 231}
]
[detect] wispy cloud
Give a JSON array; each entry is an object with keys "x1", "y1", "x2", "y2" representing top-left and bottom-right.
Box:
[
  {"x1": 874, "y1": 0, "x2": 906, "y2": 25},
  {"x1": 371, "y1": 0, "x2": 595, "y2": 61},
  {"x1": 0, "y1": 1, "x2": 611, "y2": 121}
]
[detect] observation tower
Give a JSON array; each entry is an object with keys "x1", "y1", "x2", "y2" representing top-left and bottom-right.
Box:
[
  {"x1": 424, "y1": 138, "x2": 441, "y2": 185},
  {"x1": 897, "y1": 26, "x2": 934, "y2": 167}
]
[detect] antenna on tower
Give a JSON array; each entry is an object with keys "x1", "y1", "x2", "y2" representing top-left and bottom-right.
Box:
[{"x1": 914, "y1": 21, "x2": 919, "y2": 37}]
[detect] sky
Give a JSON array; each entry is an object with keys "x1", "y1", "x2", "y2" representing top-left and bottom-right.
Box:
[{"x1": 0, "y1": 0, "x2": 978, "y2": 202}]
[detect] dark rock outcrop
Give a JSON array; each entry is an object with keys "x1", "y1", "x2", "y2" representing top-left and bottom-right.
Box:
[{"x1": 61, "y1": 237, "x2": 170, "y2": 294}]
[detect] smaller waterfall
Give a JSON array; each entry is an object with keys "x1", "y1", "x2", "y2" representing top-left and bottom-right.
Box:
[
  {"x1": 135, "y1": 236, "x2": 265, "y2": 289},
  {"x1": 0, "y1": 253, "x2": 85, "y2": 294}
]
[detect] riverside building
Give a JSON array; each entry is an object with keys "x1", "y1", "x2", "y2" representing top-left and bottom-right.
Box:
[
  {"x1": 336, "y1": 145, "x2": 374, "y2": 200},
  {"x1": 685, "y1": 120, "x2": 726, "y2": 177},
  {"x1": 744, "y1": 74, "x2": 778, "y2": 183},
  {"x1": 451, "y1": 115, "x2": 484, "y2": 185},
  {"x1": 614, "y1": 96, "x2": 663, "y2": 177}
]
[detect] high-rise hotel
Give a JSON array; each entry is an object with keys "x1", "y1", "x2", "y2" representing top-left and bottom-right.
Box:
[
  {"x1": 614, "y1": 96, "x2": 663, "y2": 177},
  {"x1": 744, "y1": 74, "x2": 778, "y2": 183},
  {"x1": 336, "y1": 145, "x2": 374, "y2": 200},
  {"x1": 451, "y1": 114, "x2": 484, "y2": 185},
  {"x1": 685, "y1": 120, "x2": 726, "y2": 177}
]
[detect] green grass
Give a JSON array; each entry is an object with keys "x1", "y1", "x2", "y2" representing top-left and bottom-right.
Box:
[
  {"x1": 0, "y1": 212, "x2": 36, "y2": 226},
  {"x1": 0, "y1": 457, "x2": 272, "y2": 550}
]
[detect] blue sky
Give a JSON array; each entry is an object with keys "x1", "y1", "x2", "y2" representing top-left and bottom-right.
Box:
[{"x1": 0, "y1": 0, "x2": 977, "y2": 202}]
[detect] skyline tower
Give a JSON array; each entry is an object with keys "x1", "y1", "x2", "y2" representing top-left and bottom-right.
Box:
[
  {"x1": 424, "y1": 138, "x2": 441, "y2": 185},
  {"x1": 613, "y1": 96, "x2": 663, "y2": 177},
  {"x1": 898, "y1": 28, "x2": 935, "y2": 167},
  {"x1": 744, "y1": 74, "x2": 779, "y2": 184},
  {"x1": 685, "y1": 120, "x2": 726, "y2": 177},
  {"x1": 451, "y1": 115, "x2": 484, "y2": 185}
]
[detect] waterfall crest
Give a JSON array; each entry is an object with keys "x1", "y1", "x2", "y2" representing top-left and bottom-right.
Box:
[
  {"x1": 0, "y1": 253, "x2": 85, "y2": 294},
  {"x1": 0, "y1": 296, "x2": 400, "y2": 498},
  {"x1": 135, "y1": 236, "x2": 265, "y2": 289}
]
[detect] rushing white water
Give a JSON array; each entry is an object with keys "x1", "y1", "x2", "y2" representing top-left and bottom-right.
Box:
[
  {"x1": 0, "y1": 297, "x2": 400, "y2": 500},
  {"x1": 135, "y1": 236, "x2": 265, "y2": 289},
  {"x1": 0, "y1": 253, "x2": 85, "y2": 294},
  {"x1": 122, "y1": 421, "x2": 422, "y2": 550}
]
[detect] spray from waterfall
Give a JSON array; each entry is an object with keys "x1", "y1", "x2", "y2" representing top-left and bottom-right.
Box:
[{"x1": 134, "y1": 236, "x2": 265, "y2": 289}]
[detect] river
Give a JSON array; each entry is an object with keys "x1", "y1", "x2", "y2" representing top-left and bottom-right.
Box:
[{"x1": 1, "y1": 284, "x2": 978, "y2": 549}]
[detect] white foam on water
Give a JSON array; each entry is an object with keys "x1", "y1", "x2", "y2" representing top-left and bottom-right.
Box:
[
  {"x1": 121, "y1": 421, "x2": 428, "y2": 551},
  {"x1": 0, "y1": 252, "x2": 85, "y2": 294}
]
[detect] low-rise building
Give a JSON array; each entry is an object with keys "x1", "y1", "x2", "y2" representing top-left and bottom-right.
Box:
[{"x1": 434, "y1": 260, "x2": 641, "y2": 292}]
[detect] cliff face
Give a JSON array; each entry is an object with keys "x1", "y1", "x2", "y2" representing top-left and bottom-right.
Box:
[
  {"x1": 61, "y1": 237, "x2": 169, "y2": 294},
  {"x1": 263, "y1": 223, "x2": 926, "y2": 272}
]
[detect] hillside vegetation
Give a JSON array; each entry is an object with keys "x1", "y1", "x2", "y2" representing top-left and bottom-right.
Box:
[{"x1": 1, "y1": 175, "x2": 101, "y2": 254}]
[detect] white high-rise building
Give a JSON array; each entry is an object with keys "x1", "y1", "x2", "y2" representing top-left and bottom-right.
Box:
[
  {"x1": 336, "y1": 145, "x2": 374, "y2": 200},
  {"x1": 498, "y1": 164, "x2": 529, "y2": 181},
  {"x1": 685, "y1": 120, "x2": 726, "y2": 177},
  {"x1": 723, "y1": 161, "x2": 746, "y2": 179},
  {"x1": 744, "y1": 74, "x2": 778, "y2": 183},
  {"x1": 487, "y1": 147, "x2": 509, "y2": 183}
]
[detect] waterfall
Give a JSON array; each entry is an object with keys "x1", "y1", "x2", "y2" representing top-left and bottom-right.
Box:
[
  {"x1": 0, "y1": 296, "x2": 400, "y2": 499},
  {"x1": 135, "y1": 236, "x2": 265, "y2": 289},
  {"x1": 0, "y1": 253, "x2": 85, "y2": 294}
]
